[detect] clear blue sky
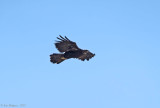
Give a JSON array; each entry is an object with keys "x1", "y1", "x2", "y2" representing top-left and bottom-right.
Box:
[{"x1": 0, "y1": 0, "x2": 160, "y2": 108}]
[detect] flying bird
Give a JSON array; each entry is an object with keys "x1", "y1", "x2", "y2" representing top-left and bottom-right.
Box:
[{"x1": 50, "y1": 35, "x2": 95, "y2": 64}]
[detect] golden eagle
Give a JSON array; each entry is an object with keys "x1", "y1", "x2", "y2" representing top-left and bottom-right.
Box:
[{"x1": 50, "y1": 35, "x2": 95, "y2": 64}]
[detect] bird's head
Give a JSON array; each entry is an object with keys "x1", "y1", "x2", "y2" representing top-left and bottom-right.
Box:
[{"x1": 83, "y1": 50, "x2": 95, "y2": 60}]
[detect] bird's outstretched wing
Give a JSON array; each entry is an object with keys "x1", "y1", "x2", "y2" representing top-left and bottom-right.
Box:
[
  {"x1": 78, "y1": 50, "x2": 95, "y2": 61},
  {"x1": 55, "y1": 35, "x2": 80, "y2": 52}
]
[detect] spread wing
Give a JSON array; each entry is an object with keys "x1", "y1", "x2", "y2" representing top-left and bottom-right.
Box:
[
  {"x1": 78, "y1": 50, "x2": 95, "y2": 61},
  {"x1": 55, "y1": 35, "x2": 80, "y2": 52}
]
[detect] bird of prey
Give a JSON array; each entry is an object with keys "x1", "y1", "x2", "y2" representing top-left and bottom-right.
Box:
[{"x1": 50, "y1": 35, "x2": 95, "y2": 64}]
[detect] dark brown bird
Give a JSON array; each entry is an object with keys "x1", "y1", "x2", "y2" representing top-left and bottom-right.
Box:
[{"x1": 50, "y1": 35, "x2": 95, "y2": 64}]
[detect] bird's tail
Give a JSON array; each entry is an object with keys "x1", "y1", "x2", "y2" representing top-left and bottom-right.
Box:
[{"x1": 50, "y1": 54, "x2": 67, "y2": 64}]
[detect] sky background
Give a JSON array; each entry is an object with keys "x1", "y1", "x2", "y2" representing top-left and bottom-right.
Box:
[{"x1": 0, "y1": 0, "x2": 160, "y2": 108}]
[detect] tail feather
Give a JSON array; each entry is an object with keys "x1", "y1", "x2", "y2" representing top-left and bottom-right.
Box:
[{"x1": 50, "y1": 54, "x2": 66, "y2": 64}]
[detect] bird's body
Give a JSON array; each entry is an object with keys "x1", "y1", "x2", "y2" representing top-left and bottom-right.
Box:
[
  {"x1": 64, "y1": 50, "x2": 83, "y2": 59},
  {"x1": 50, "y1": 35, "x2": 95, "y2": 64}
]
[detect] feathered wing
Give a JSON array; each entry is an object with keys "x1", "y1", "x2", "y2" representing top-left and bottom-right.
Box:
[
  {"x1": 55, "y1": 35, "x2": 80, "y2": 52},
  {"x1": 78, "y1": 50, "x2": 95, "y2": 61}
]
